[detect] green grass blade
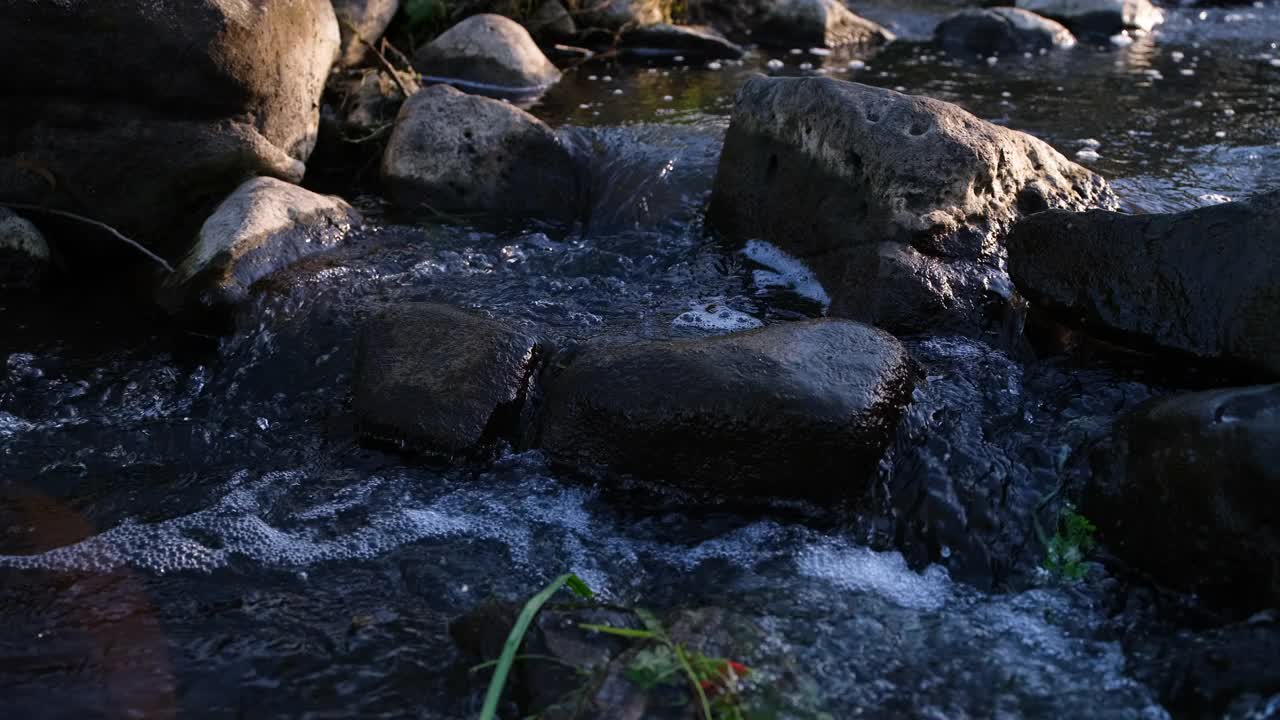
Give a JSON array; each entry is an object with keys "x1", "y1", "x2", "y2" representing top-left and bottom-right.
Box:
[
  {"x1": 479, "y1": 573, "x2": 591, "y2": 720},
  {"x1": 577, "y1": 624, "x2": 657, "y2": 639},
  {"x1": 674, "y1": 644, "x2": 714, "y2": 720}
]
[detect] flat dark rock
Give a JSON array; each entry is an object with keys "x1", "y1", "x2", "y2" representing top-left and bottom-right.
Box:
[
  {"x1": 353, "y1": 303, "x2": 543, "y2": 454},
  {"x1": 1007, "y1": 190, "x2": 1280, "y2": 378},
  {"x1": 534, "y1": 319, "x2": 916, "y2": 498}
]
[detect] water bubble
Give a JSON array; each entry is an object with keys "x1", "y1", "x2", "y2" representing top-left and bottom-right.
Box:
[
  {"x1": 766, "y1": 58, "x2": 784, "y2": 70},
  {"x1": 707, "y1": 61, "x2": 722, "y2": 71},
  {"x1": 1076, "y1": 149, "x2": 1101, "y2": 162},
  {"x1": 848, "y1": 60, "x2": 866, "y2": 71}
]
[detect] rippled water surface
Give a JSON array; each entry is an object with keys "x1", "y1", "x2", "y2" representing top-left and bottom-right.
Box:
[{"x1": 2, "y1": 4, "x2": 1278, "y2": 718}]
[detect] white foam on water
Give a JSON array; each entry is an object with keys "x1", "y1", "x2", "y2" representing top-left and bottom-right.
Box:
[
  {"x1": 796, "y1": 541, "x2": 953, "y2": 611},
  {"x1": 0, "y1": 411, "x2": 35, "y2": 439},
  {"x1": 742, "y1": 240, "x2": 831, "y2": 309},
  {"x1": 672, "y1": 302, "x2": 763, "y2": 333}
]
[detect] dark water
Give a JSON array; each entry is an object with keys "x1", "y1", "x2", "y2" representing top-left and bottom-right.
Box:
[{"x1": 2, "y1": 4, "x2": 1279, "y2": 718}]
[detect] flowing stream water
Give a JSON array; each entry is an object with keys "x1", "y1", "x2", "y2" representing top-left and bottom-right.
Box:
[{"x1": 2, "y1": 4, "x2": 1279, "y2": 718}]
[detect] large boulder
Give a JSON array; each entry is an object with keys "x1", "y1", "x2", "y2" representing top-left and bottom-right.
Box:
[
  {"x1": 0, "y1": 208, "x2": 49, "y2": 290},
  {"x1": 534, "y1": 319, "x2": 916, "y2": 498},
  {"x1": 412, "y1": 14, "x2": 561, "y2": 97},
  {"x1": 0, "y1": 0, "x2": 341, "y2": 257},
  {"x1": 1016, "y1": 0, "x2": 1164, "y2": 36},
  {"x1": 754, "y1": 0, "x2": 895, "y2": 49},
  {"x1": 158, "y1": 177, "x2": 362, "y2": 314},
  {"x1": 352, "y1": 303, "x2": 545, "y2": 454},
  {"x1": 381, "y1": 85, "x2": 581, "y2": 221},
  {"x1": 1081, "y1": 384, "x2": 1280, "y2": 611},
  {"x1": 934, "y1": 8, "x2": 1077, "y2": 56},
  {"x1": 708, "y1": 75, "x2": 1115, "y2": 335},
  {"x1": 1007, "y1": 190, "x2": 1280, "y2": 378},
  {"x1": 333, "y1": 0, "x2": 400, "y2": 67}
]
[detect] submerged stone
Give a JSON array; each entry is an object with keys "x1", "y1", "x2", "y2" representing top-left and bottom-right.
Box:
[
  {"x1": 158, "y1": 177, "x2": 361, "y2": 314},
  {"x1": 1007, "y1": 189, "x2": 1280, "y2": 378},
  {"x1": 935, "y1": 8, "x2": 1077, "y2": 56},
  {"x1": 535, "y1": 319, "x2": 916, "y2": 498},
  {"x1": 1082, "y1": 384, "x2": 1280, "y2": 611},
  {"x1": 353, "y1": 303, "x2": 544, "y2": 454},
  {"x1": 708, "y1": 75, "x2": 1114, "y2": 336},
  {"x1": 381, "y1": 84, "x2": 581, "y2": 221},
  {"x1": 412, "y1": 14, "x2": 561, "y2": 96}
]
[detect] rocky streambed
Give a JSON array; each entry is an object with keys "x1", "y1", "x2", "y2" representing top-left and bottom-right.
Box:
[{"x1": 1, "y1": 1, "x2": 1279, "y2": 718}]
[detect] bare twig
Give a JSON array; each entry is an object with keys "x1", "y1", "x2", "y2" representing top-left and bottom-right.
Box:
[
  {"x1": 0, "y1": 202, "x2": 175, "y2": 273},
  {"x1": 355, "y1": 32, "x2": 414, "y2": 98}
]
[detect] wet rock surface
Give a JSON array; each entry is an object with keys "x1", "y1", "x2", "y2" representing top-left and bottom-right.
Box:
[
  {"x1": 1007, "y1": 190, "x2": 1280, "y2": 378},
  {"x1": 0, "y1": 0, "x2": 340, "y2": 255},
  {"x1": 536, "y1": 319, "x2": 917, "y2": 499},
  {"x1": 158, "y1": 178, "x2": 362, "y2": 315},
  {"x1": 353, "y1": 303, "x2": 544, "y2": 454},
  {"x1": 935, "y1": 7, "x2": 1077, "y2": 56},
  {"x1": 1080, "y1": 384, "x2": 1280, "y2": 611},
  {"x1": 0, "y1": 208, "x2": 49, "y2": 291},
  {"x1": 412, "y1": 14, "x2": 562, "y2": 96},
  {"x1": 1128, "y1": 616, "x2": 1280, "y2": 719},
  {"x1": 381, "y1": 85, "x2": 581, "y2": 221},
  {"x1": 709, "y1": 75, "x2": 1115, "y2": 335},
  {"x1": 1016, "y1": 0, "x2": 1164, "y2": 36}
]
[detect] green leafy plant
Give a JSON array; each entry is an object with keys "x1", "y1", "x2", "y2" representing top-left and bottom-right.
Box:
[
  {"x1": 1043, "y1": 506, "x2": 1097, "y2": 581},
  {"x1": 478, "y1": 573, "x2": 594, "y2": 720},
  {"x1": 581, "y1": 608, "x2": 752, "y2": 720}
]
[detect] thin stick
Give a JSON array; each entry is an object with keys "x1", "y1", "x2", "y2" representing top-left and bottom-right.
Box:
[
  {"x1": 356, "y1": 34, "x2": 416, "y2": 99},
  {"x1": 0, "y1": 201, "x2": 174, "y2": 273}
]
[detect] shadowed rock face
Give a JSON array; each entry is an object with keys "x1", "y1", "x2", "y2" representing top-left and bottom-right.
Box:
[
  {"x1": 708, "y1": 75, "x2": 1114, "y2": 335},
  {"x1": 333, "y1": 0, "x2": 400, "y2": 68},
  {"x1": 412, "y1": 14, "x2": 562, "y2": 96},
  {"x1": 0, "y1": 0, "x2": 340, "y2": 255},
  {"x1": 935, "y1": 7, "x2": 1077, "y2": 57},
  {"x1": 1082, "y1": 384, "x2": 1280, "y2": 612},
  {"x1": 535, "y1": 319, "x2": 917, "y2": 499},
  {"x1": 1007, "y1": 190, "x2": 1280, "y2": 378},
  {"x1": 381, "y1": 85, "x2": 582, "y2": 221},
  {"x1": 353, "y1": 303, "x2": 544, "y2": 455},
  {"x1": 754, "y1": 0, "x2": 895, "y2": 49},
  {"x1": 159, "y1": 177, "x2": 362, "y2": 315}
]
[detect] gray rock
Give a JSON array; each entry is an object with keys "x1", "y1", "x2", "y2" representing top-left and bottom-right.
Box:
[
  {"x1": 413, "y1": 14, "x2": 561, "y2": 96},
  {"x1": 1082, "y1": 384, "x2": 1280, "y2": 611},
  {"x1": 381, "y1": 85, "x2": 581, "y2": 220},
  {"x1": 0, "y1": 208, "x2": 49, "y2": 290},
  {"x1": 158, "y1": 177, "x2": 361, "y2": 313},
  {"x1": 333, "y1": 0, "x2": 400, "y2": 67},
  {"x1": 1129, "y1": 617, "x2": 1280, "y2": 718},
  {"x1": 935, "y1": 7, "x2": 1077, "y2": 56},
  {"x1": 1016, "y1": 0, "x2": 1164, "y2": 35},
  {"x1": 1007, "y1": 190, "x2": 1280, "y2": 377},
  {"x1": 535, "y1": 319, "x2": 916, "y2": 498},
  {"x1": 525, "y1": 0, "x2": 576, "y2": 42},
  {"x1": 577, "y1": 0, "x2": 668, "y2": 29},
  {"x1": 754, "y1": 0, "x2": 895, "y2": 49},
  {"x1": 708, "y1": 75, "x2": 1115, "y2": 335},
  {"x1": 619, "y1": 23, "x2": 745, "y2": 60},
  {"x1": 0, "y1": 0, "x2": 340, "y2": 256},
  {"x1": 353, "y1": 303, "x2": 544, "y2": 454}
]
